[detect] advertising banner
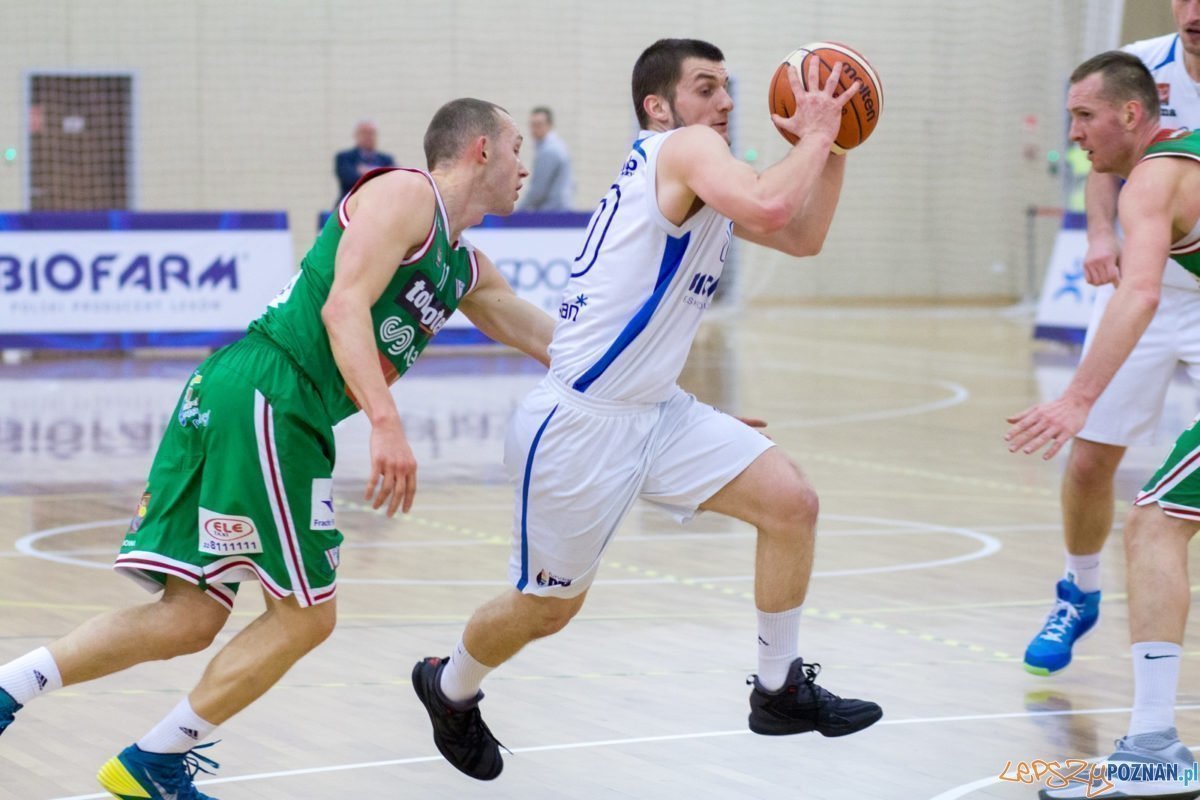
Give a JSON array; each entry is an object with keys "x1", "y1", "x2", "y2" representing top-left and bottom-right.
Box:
[
  {"x1": 1033, "y1": 212, "x2": 1095, "y2": 344},
  {"x1": 440, "y1": 211, "x2": 591, "y2": 343},
  {"x1": 0, "y1": 212, "x2": 293, "y2": 349}
]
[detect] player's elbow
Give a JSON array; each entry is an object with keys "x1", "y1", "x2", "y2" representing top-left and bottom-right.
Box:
[
  {"x1": 743, "y1": 199, "x2": 792, "y2": 235},
  {"x1": 320, "y1": 297, "x2": 348, "y2": 330},
  {"x1": 1130, "y1": 284, "x2": 1161, "y2": 316},
  {"x1": 788, "y1": 231, "x2": 826, "y2": 258},
  {"x1": 1117, "y1": 278, "x2": 1161, "y2": 321}
]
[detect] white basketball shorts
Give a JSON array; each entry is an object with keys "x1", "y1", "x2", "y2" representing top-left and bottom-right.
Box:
[
  {"x1": 1078, "y1": 282, "x2": 1200, "y2": 446},
  {"x1": 503, "y1": 374, "x2": 774, "y2": 598}
]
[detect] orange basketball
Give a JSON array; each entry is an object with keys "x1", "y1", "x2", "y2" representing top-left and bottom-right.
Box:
[{"x1": 769, "y1": 42, "x2": 883, "y2": 150}]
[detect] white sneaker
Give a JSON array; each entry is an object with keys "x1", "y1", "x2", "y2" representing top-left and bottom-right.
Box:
[{"x1": 1038, "y1": 728, "x2": 1199, "y2": 799}]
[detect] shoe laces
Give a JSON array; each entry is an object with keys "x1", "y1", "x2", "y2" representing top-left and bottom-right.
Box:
[
  {"x1": 746, "y1": 661, "x2": 824, "y2": 694},
  {"x1": 459, "y1": 708, "x2": 511, "y2": 756},
  {"x1": 155, "y1": 742, "x2": 220, "y2": 796},
  {"x1": 1038, "y1": 599, "x2": 1081, "y2": 643}
]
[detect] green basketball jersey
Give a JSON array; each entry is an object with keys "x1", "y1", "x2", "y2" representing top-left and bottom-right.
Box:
[
  {"x1": 1141, "y1": 129, "x2": 1200, "y2": 277},
  {"x1": 249, "y1": 168, "x2": 478, "y2": 423}
]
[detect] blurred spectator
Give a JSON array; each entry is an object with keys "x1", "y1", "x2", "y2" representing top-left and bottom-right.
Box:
[
  {"x1": 518, "y1": 106, "x2": 573, "y2": 210},
  {"x1": 335, "y1": 120, "x2": 395, "y2": 198}
]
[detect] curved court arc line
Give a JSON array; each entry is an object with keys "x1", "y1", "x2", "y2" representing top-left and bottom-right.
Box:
[
  {"x1": 714, "y1": 342, "x2": 973, "y2": 427},
  {"x1": 14, "y1": 514, "x2": 1001, "y2": 584},
  {"x1": 772, "y1": 377, "x2": 969, "y2": 428},
  {"x1": 13, "y1": 518, "x2": 130, "y2": 570}
]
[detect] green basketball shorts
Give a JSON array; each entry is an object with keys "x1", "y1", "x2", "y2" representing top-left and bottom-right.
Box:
[
  {"x1": 116, "y1": 333, "x2": 343, "y2": 609},
  {"x1": 1136, "y1": 413, "x2": 1200, "y2": 521}
]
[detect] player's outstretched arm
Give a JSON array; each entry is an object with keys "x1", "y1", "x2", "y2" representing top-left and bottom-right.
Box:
[
  {"x1": 1006, "y1": 160, "x2": 1174, "y2": 459},
  {"x1": 322, "y1": 171, "x2": 436, "y2": 516},
  {"x1": 458, "y1": 251, "x2": 554, "y2": 366}
]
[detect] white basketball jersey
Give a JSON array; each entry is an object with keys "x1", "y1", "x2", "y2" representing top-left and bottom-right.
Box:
[
  {"x1": 1124, "y1": 33, "x2": 1200, "y2": 289},
  {"x1": 548, "y1": 129, "x2": 734, "y2": 403}
]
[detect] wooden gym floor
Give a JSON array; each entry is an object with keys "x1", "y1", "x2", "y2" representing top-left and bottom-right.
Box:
[{"x1": 2, "y1": 304, "x2": 1198, "y2": 800}]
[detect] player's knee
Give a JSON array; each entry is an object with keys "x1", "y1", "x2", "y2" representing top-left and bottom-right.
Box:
[
  {"x1": 163, "y1": 610, "x2": 225, "y2": 656},
  {"x1": 766, "y1": 477, "x2": 819, "y2": 535},
  {"x1": 527, "y1": 597, "x2": 582, "y2": 639},
  {"x1": 175, "y1": 626, "x2": 221, "y2": 655},
  {"x1": 1123, "y1": 507, "x2": 1183, "y2": 556},
  {"x1": 1066, "y1": 441, "x2": 1123, "y2": 487},
  {"x1": 297, "y1": 604, "x2": 338, "y2": 649},
  {"x1": 157, "y1": 594, "x2": 227, "y2": 656}
]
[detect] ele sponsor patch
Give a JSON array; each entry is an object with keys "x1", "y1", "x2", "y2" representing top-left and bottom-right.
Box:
[{"x1": 198, "y1": 507, "x2": 263, "y2": 554}]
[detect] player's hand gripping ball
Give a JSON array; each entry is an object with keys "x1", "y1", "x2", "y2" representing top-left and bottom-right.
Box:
[{"x1": 769, "y1": 42, "x2": 883, "y2": 151}]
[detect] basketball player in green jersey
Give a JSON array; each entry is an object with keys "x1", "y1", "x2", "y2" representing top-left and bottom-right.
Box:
[
  {"x1": 0, "y1": 98, "x2": 552, "y2": 800},
  {"x1": 1009, "y1": 53, "x2": 1200, "y2": 797}
]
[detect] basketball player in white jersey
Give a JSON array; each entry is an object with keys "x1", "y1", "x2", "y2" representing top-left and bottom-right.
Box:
[
  {"x1": 1024, "y1": 0, "x2": 1200, "y2": 677},
  {"x1": 411, "y1": 38, "x2": 883, "y2": 781}
]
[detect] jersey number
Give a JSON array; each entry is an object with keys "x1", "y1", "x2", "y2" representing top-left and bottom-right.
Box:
[{"x1": 572, "y1": 184, "x2": 621, "y2": 278}]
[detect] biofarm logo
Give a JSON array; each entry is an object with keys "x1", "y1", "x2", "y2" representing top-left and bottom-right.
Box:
[{"x1": 0, "y1": 252, "x2": 239, "y2": 294}]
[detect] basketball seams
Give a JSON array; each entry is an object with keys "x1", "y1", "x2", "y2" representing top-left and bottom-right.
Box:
[
  {"x1": 772, "y1": 42, "x2": 880, "y2": 150},
  {"x1": 812, "y1": 41, "x2": 884, "y2": 111},
  {"x1": 806, "y1": 53, "x2": 862, "y2": 147},
  {"x1": 796, "y1": 50, "x2": 860, "y2": 148},
  {"x1": 822, "y1": 53, "x2": 865, "y2": 148}
]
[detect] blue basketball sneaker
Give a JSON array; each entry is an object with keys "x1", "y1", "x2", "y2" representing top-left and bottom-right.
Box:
[
  {"x1": 97, "y1": 743, "x2": 219, "y2": 800},
  {"x1": 1025, "y1": 580, "x2": 1101, "y2": 676},
  {"x1": 0, "y1": 687, "x2": 20, "y2": 736}
]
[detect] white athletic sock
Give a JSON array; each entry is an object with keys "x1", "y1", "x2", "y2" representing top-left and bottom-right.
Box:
[
  {"x1": 0, "y1": 647, "x2": 64, "y2": 705},
  {"x1": 137, "y1": 698, "x2": 217, "y2": 754},
  {"x1": 1128, "y1": 642, "x2": 1183, "y2": 736},
  {"x1": 1064, "y1": 552, "x2": 1102, "y2": 594},
  {"x1": 756, "y1": 607, "x2": 802, "y2": 692},
  {"x1": 439, "y1": 640, "x2": 494, "y2": 704}
]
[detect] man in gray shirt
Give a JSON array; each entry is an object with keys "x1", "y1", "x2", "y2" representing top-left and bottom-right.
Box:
[{"x1": 518, "y1": 107, "x2": 574, "y2": 210}]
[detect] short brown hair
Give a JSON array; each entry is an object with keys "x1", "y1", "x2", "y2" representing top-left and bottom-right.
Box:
[
  {"x1": 1070, "y1": 50, "x2": 1160, "y2": 121},
  {"x1": 631, "y1": 38, "x2": 725, "y2": 128},
  {"x1": 424, "y1": 98, "x2": 508, "y2": 170}
]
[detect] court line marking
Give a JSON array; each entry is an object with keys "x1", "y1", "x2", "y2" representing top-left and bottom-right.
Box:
[
  {"x1": 743, "y1": 357, "x2": 971, "y2": 429},
  {"x1": 11, "y1": 515, "x2": 1005, "y2": 658},
  {"x1": 12, "y1": 514, "x2": 1001, "y2": 583},
  {"x1": 12, "y1": 519, "x2": 130, "y2": 569},
  {"x1": 47, "y1": 704, "x2": 1200, "y2": 800},
  {"x1": 6, "y1": 524, "x2": 976, "y2": 558},
  {"x1": 627, "y1": 515, "x2": 1001, "y2": 580},
  {"x1": 771, "y1": 378, "x2": 969, "y2": 428},
  {"x1": 805, "y1": 450, "x2": 1058, "y2": 498},
  {"x1": 742, "y1": 310, "x2": 1035, "y2": 379}
]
